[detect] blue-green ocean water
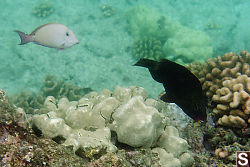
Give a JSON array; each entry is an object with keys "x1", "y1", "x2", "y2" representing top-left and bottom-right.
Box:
[{"x1": 0, "y1": 0, "x2": 249, "y2": 97}]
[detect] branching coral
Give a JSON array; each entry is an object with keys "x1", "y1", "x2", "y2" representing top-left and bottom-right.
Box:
[
  {"x1": 132, "y1": 37, "x2": 164, "y2": 60},
  {"x1": 42, "y1": 74, "x2": 92, "y2": 101},
  {"x1": 187, "y1": 50, "x2": 250, "y2": 135}
]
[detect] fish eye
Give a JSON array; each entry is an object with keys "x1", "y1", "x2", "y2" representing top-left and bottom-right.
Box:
[{"x1": 66, "y1": 32, "x2": 69, "y2": 36}]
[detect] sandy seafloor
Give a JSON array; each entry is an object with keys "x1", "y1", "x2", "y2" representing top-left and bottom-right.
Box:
[{"x1": 0, "y1": 0, "x2": 249, "y2": 98}]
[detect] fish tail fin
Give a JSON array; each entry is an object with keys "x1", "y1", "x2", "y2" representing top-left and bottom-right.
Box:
[
  {"x1": 14, "y1": 30, "x2": 33, "y2": 45},
  {"x1": 134, "y1": 58, "x2": 158, "y2": 69}
]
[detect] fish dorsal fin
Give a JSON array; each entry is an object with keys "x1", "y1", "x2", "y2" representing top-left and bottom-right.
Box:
[{"x1": 30, "y1": 23, "x2": 61, "y2": 35}]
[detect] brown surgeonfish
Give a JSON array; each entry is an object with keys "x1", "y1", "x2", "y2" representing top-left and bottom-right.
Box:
[{"x1": 134, "y1": 58, "x2": 207, "y2": 122}]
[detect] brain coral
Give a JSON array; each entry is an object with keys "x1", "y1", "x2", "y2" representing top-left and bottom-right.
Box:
[{"x1": 187, "y1": 50, "x2": 249, "y2": 136}]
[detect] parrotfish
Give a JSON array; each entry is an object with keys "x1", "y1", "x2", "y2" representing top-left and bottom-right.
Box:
[
  {"x1": 14, "y1": 23, "x2": 79, "y2": 49},
  {"x1": 134, "y1": 58, "x2": 207, "y2": 122}
]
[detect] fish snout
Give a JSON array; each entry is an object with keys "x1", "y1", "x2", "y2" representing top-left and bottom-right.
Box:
[{"x1": 73, "y1": 39, "x2": 79, "y2": 45}]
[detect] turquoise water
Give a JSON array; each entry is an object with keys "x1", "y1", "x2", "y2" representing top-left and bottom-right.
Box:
[
  {"x1": 1, "y1": 1, "x2": 250, "y2": 166},
  {"x1": 0, "y1": 0, "x2": 249, "y2": 96}
]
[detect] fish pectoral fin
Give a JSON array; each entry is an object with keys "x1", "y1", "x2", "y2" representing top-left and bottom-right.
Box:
[{"x1": 58, "y1": 43, "x2": 65, "y2": 50}]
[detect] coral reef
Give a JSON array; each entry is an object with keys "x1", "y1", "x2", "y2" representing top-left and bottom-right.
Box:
[
  {"x1": 0, "y1": 90, "x2": 87, "y2": 167},
  {"x1": 32, "y1": 2, "x2": 54, "y2": 18},
  {"x1": 126, "y1": 6, "x2": 169, "y2": 43},
  {"x1": 10, "y1": 74, "x2": 92, "y2": 114},
  {"x1": 205, "y1": 127, "x2": 249, "y2": 158},
  {"x1": 31, "y1": 86, "x2": 194, "y2": 167},
  {"x1": 0, "y1": 122, "x2": 87, "y2": 167},
  {"x1": 100, "y1": 4, "x2": 115, "y2": 17},
  {"x1": 42, "y1": 74, "x2": 92, "y2": 101},
  {"x1": 187, "y1": 50, "x2": 250, "y2": 136},
  {"x1": 163, "y1": 26, "x2": 213, "y2": 63},
  {"x1": 0, "y1": 89, "x2": 13, "y2": 122},
  {"x1": 109, "y1": 96, "x2": 166, "y2": 147},
  {"x1": 132, "y1": 37, "x2": 164, "y2": 60},
  {"x1": 88, "y1": 149, "x2": 160, "y2": 167},
  {"x1": 10, "y1": 91, "x2": 45, "y2": 114},
  {"x1": 126, "y1": 6, "x2": 213, "y2": 62},
  {"x1": 184, "y1": 50, "x2": 249, "y2": 166},
  {"x1": 214, "y1": 147, "x2": 228, "y2": 158},
  {"x1": 152, "y1": 126, "x2": 194, "y2": 167},
  {"x1": 182, "y1": 119, "x2": 249, "y2": 166},
  {"x1": 157, "y1": 126, "x2": 190, "y2": 157},
  {"x1": 0, "y1": 89, "x2": 185, "y2": 166}
]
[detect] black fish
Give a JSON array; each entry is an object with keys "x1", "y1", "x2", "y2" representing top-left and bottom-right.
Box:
[{"x1": 134, "y1": 58, "x2": 207, "y2": 122}]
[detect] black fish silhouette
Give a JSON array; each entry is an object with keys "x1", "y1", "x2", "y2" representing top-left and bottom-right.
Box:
[{"x1": 134, "y1": 58, "x2": 207, "y2": 122}]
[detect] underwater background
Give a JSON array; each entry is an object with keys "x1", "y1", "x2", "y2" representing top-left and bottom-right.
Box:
[
  {"x1": 0, "y1": 0, "x2": 249, "y2": 166},
  {"x1": 0, "y1": 0, "x2": 249, "y2": 96}
]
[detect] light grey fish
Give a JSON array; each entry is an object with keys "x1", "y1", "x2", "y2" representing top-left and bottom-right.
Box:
[{"x1": 14, "y1": 23, "x2": 79, "y2": 49}]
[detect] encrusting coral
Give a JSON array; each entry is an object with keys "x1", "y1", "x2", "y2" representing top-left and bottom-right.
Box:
[
  {"x1": 31, "y1": 86, "x2": 194, "y2": 167},
  {"x1": 187, "y1": 50, "x2": 250, "y2": 136}
]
